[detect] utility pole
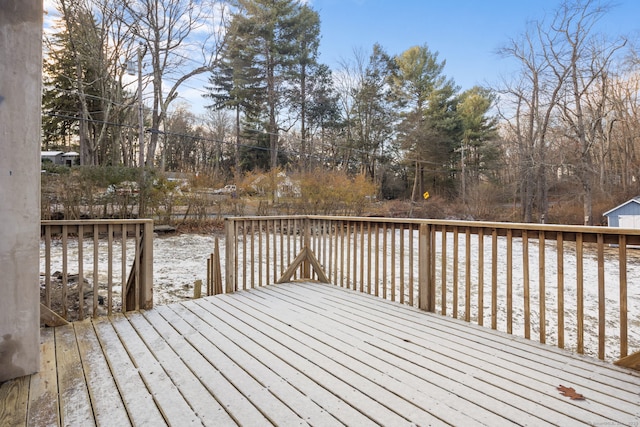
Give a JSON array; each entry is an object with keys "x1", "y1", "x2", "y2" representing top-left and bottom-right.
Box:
[
  {"x1": 461, "y1": 142, "x2": 466, "y2": 205},
  {"x1": 137, "y1": 43, "x2": 144, "y2": 168}
]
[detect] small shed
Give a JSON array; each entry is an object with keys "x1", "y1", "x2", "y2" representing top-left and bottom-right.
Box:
[
  {"x1": 603, "y1": 196, "x2": 640, "y2": 228},
  {"x1": 41, "y1": 150, "x2": 64, "y2": 165},
  {"x1": 62, "y1": 151, "x2": 79, "y2": 166}
]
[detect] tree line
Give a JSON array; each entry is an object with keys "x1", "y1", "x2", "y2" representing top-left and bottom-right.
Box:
[{"x1": 42, "y1": 0, "x2": 640, "y2": 224}]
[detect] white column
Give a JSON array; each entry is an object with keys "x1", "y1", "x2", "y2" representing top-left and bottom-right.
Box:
[{"x1": 0, "y1": 0, "x2": 43, "y2": 381}]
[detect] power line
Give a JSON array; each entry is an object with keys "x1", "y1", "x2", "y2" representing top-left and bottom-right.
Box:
[{"x1": 43, "y1": 111, "x2": 456, "y2": 172}]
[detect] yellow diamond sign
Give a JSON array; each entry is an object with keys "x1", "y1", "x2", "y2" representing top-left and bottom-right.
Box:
[{"x1": 423, "y1": 191, "x2": 430, "y2": 200}]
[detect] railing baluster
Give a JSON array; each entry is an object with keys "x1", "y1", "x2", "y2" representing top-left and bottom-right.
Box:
[
  {"x1": 250, "y1": 220, "x2": 255, "y2": 288},
  {"x1": 507, "y1": 228, "x2": 513, "y2": 334},
  {"x1": 576, "y1": 233, "x2": 584, "y2": 354},
  {"x1": 367, "y1": 222, "x2": 372, "y2": 295},
  {"x1": 272, "y1": 219, "x2": 277, "y2": 283},
  {"x1": 619, "y1": 234, "x2": 628, "y2": 358},
  {"x1": 478, "y1": 228, "x2": 484, "y2": 326},
  {"x1": 557, "y1": 232, "x2": 565, "y2": 349},
  {"x1": 242, "y1": 220, "x2": 247, "y2": 290},
  {"x1": 453, "y1": 227, "x2": 459, "y2": 319},
  {"x1": 107, "y1": 224, "x2": 113, "y2": 316},
  {"x1": 597, "y1": 233, "x2": 605, "y2": 360},
  {"x1": 265, "y1": 220, "x2": 269, "y2": 286},
  {"x1": 409, "y1": 224, "x2": 414, "y2": 306},
  {"x1": 121, "y1": 223, "x2": 126, "y2": 313},
  {"x1": 348, "y1": 221, "x2": 354, "y2": 289},
  {"x1": 382, "y1": 223, "x2": 387, "y2": 299},
  {"x1": 465, "y1": 227, "x2": 471, "y2": 322},
  {"x1": 324, "y1": 220, "x2": 330, "y2": 280},
  {"x1": 45, "y1": 226, "x2": 51, "y2": 308},
  {"x1": 360, "y1": 222, "x2": 365, "y2": 293},
  {"x1": 523, "y1": 230, "x2": 530, "y2": 340},
  {"x1": 539, "y1": 230, "x2": 546, "y2": 344},
  {"x1": 62, "y1": 225, "x2": 68, "y2": 319},
  {"x1": 334, "y1": 220, "x2": 340, "y2": 286},
  {"x1": 491, "y1": 228, "x2": 498, "y2": 330},
  {"x1": 259, "y1": 220, "x2": 263, "y2": 287},
  {"x1": 430, "y1": 225, "x2": 436, "y2": 311},
  {"x1": 374, "y1": 223, "x2": 380, "y2": 297},
  {"x1": 279, "y1": 219, "x2": 284, "y2": 278},
  {"x1": 93, "y1": 224, "x2": 99, "y2": 317},
  {"x1": 400, "y1": 224, "x2": 405, "y2": 304},
  {"x1": 294, "y1": 218, "x2": 300, "y2": 280},
  {"x1": 78, "y1": 224, "x2": 84, "y2": 319},
  {"x1": 441, "y1": 226, "x2": 447, "y2": 315},
  {"x1": 391, "y1": 223, "x2": 396, "y2": 301},
  {"x1": 134, "y1": 223, "x2": 140, "y2": 312}
]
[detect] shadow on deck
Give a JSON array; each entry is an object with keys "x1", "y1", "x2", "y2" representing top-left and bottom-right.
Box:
[{"x1": 2, "y1": 281, "x2": 639, "y2": 426}]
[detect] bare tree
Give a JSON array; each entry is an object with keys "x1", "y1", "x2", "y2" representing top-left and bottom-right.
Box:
[
  {"x1": 47, "y1": 0, "x2": 137, "y2": 165},
  {"x1": 547, "y1": 0, "x2": 626, "y2": 224},
  {"x1": 497, "y1": 0, "x2": 627, "y2": 224},
  {"x1": 498, "y1": 25, "x2": 565, "y2": 222},
  {"x1": 123, "y1": 0, "x2": 228, "y2": 167}
]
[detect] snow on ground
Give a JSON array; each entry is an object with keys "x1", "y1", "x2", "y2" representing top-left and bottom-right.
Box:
[{"x1": 152, "y1": 233, "x2": 226, "y2": 305}]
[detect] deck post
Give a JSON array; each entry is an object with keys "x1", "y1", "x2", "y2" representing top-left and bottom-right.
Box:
[
  {"x1": 140, "y1": 220, "x2": 154, "y2": 309},
  {"x1": 225, "y1": 218, "x2": 236, "y2": 293},
  {"x1": 0, "y1": 0, "x2": 43, "y2": 382},
  {"x1": 418, "y1": 223, "x2": 434, "y2": 311},
  {"x1": 303, "y1": 217, "x2": 311, "y2": 278}
]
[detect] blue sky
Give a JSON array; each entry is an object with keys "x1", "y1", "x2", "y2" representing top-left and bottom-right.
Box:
[
  {"x1": 43, "y1": 0, "x2": 636, "y2": 115},
  {"x1": 310, "y1": 0, "x2": 640, "y2": 91}
]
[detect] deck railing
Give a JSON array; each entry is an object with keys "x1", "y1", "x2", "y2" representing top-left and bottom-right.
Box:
[
  {"x1": 224, "y1": 215, "x2": 640, "y2": 362},
  {"x1": 40, "y1": 219, "x2": 153, "y2": 321}
]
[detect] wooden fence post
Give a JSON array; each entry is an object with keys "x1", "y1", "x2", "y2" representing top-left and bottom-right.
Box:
[
  {"x1": 418, "y1": 223, "x2": 433, "y2": 311},
  {"x1": 303, "y1": 217, "x2": 311, "y2": 278},
  {"x1": 140, "y1": 220, "x2": 154, "y2": 309},
  {"x1": 225, "y1": 218, "x2": 236, "y2": 293}
]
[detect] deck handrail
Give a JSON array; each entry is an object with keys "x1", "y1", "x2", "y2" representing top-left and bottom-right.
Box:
[
  {"x1": 224, "y1": 215, "x2": 640, "y2": 362},
  {"x1": 40, "y1": 219, "x2": 154, "y2": 321}
]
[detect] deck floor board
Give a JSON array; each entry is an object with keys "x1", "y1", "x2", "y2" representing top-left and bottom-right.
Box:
[
  {"x1": 26, "y1": 327, "x2": 59, "y2": 427},
  {"x1": 2, "y1": 281, "x2": 639, "y2": 426},
  {"x1": 54, "y1": 323, "x2": 95, "y2": 426},
  {"x1": 73, "y1": 319, "x2": 131, "y2": 427}
]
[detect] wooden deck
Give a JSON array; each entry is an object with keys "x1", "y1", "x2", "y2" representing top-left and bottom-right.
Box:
[{"x1": 2, "y1": 282, "x2": 640, "y2": 426}]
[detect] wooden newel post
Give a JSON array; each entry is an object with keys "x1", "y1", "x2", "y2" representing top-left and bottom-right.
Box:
[
  {"x1": 418, "y1": 223, "x2": 434, "y2": 312},
  {"x1": 303, "y1": 217, "x2": 311, "y2": 278},
  {"x1": 225, "y1": 218, "x2": 236, "y2": 293},
  {"x1": 141, "y1": 220, "x2": 154, "y2": 309}
]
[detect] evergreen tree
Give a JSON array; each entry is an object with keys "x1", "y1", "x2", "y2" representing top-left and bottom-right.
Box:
[
  {"x1": 204, "y1": 14, "x2": 264, "y2": 174},
  {"x1": 391, "y1": 44, "x2": 460, "y2": 200},
  {"x1": 222, "y1": 0, "x2": 323, "y2": 170},
  {"x1": 457, "y1": 86, "x2": 500, "y2": 202},
  {"x1": 43, "y1": 1, "x2": 106, "y2": 163},
  {"x1": 284, "y1": 4, "x2": 321, "y2": 170}
]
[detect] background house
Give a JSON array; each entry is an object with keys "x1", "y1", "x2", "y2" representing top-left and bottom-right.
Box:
[
  {"x1": 41, "y1": 150, "x2": 79, "y2": 166},
  {"x1": 62, "y1": 151, "x2": 79, "y2": 166},
  {"x1": 41, "y1": 150, "x2": 63, "y2": 165},
  {"x1": 603, "y1": 196, "x2": 640, "y2": 228}
]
